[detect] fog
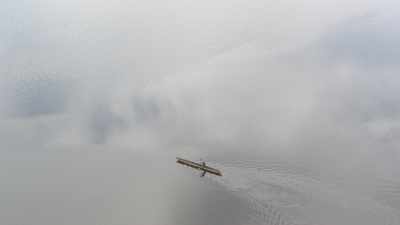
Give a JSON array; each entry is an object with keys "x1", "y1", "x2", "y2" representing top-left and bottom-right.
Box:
[{"x1": 1, "y1": 0, "x2": 400, "y2": 224}]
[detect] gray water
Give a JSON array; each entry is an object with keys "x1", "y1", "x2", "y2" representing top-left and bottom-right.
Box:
[{"x1": 1, "y1": 0, "x2": 400, "y2": 224}]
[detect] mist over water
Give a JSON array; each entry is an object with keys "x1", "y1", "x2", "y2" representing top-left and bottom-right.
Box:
[{"x1": 1, "y1": 0, "x2": 400, "y2": 224}]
